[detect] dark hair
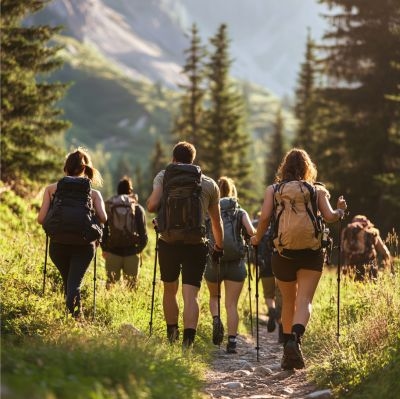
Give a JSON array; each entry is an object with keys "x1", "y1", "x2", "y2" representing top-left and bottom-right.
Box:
[
  {"x1": 117, "y1": 176, "x2": 133, "y2": 195},
  {"x1": 172, "y1": 141, "x2": 196, "y2": 164},
  {"x1": 63, "y1": 147, "x2": 103, "y2": 186},
  {"x1": 218, "y1": 176, "x2": 237, "y2": 198},
  {"x1": 276, "y1": 148, "x2": 317, "y2": 183}
]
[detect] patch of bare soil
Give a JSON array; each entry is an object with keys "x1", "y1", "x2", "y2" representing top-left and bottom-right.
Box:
[{"x1": 203, "y1": 320, "x2": 320, "y2": 399}]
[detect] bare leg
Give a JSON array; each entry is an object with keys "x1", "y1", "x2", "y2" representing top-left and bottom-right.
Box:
[
  {"x1": 163, "y1": 280, "x2": 179, "y2": 325},
  {"x1": 224, "y1": 280, "x2": 244, "y2": 336},
  {"x1": 276, "y1": 279, "x2": 296, "y2": 334},
  {"x1": 206, "y1": 280, "x2": 220, "y2": 317},
  {"x1": 292, "y1": 269, "x2": 322, "y2": 326},
  {"x1": 182, "y1": 283, "x2": 200, "y2": 329}
]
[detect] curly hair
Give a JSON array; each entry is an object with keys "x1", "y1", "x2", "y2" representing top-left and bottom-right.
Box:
[{"x1": 275, "y1": 148, "x2": 317, "y2": 183}]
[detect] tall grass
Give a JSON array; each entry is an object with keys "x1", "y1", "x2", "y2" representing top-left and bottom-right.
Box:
[
  {"x1": 305, "y1": 260, "x2": 400, "y2": 398},
  {"x1": 0, "y1": 189, "x2": 211, "y2": 399},
  {"x1": 1, "y1": 188, "x2": 399, "y2": 398}
]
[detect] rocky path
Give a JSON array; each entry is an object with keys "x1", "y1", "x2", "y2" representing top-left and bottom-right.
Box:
[{"x1": 203, "y1": 320, "x2": 331, "y2": 399}]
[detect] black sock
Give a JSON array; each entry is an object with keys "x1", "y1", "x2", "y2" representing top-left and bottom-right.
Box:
[
  {"x1": 291, "y1": 324, "x2": 305, "y2": 343},
  {"x1": 228, "y1": 335, "x2": 237, "y2": 343},
  {"x1": 167, "y1": 324, "x2": 178, "y2": 333},
  {"x1": 183, "y1": 328, "x2": 196, "y2": 344}
]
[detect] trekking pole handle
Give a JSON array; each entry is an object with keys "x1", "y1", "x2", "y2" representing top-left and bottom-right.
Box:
[{"x1": 152, "y1": 218, "x2": 159, "y2": 233}]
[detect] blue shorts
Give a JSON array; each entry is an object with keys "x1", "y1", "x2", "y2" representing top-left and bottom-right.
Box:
[{"x1": 204, "y1": 258, "x2": 247, "y2": 283}]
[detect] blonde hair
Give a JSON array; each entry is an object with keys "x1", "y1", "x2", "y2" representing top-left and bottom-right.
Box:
[
  {"x1": 276, "y1": 148, "x2": 317, "y2": 183},
  {"x1": 218, "y1": 176, "x2": 237, "y2": 198},
  {"x1": 64, "y1": 147, "x2": 103, "y2": 187}
]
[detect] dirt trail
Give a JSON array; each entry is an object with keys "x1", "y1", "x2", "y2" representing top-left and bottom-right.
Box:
[{"x1": 203, "y1": 320, "x2": 320, "y2": 399}]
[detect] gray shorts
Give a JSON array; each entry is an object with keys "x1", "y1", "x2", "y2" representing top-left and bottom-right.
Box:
[{"x1": 204, "y1": 258, "x2": 247, "y2": 283}]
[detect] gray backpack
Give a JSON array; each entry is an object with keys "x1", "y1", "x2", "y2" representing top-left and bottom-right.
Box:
[{"x1": 208, "y1": 197, "x2": 245, "y2": 262}]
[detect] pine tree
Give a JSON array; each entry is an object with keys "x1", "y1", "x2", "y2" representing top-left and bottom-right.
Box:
[
  {"x1": 149, "y1": 138, "x2": 169, "y2": 184},
  {"x1": 265, "y1": 107, "x2": 285, "y2": 185},
  {"x1": 202, "y1": 24, "x2": 251, "y2": 191},
  {"x1": 172, "y1": 24, "x2": 206, "y2": 156},
  {"x1": 1, "y1": 0, "x2": 69, "y2": 189},
  {"x1": 293, "y1": 30, "x2": 319, "y2": 159},
  {"x1": 318, "y1": 0, "x2": 400, "y2": 232}
]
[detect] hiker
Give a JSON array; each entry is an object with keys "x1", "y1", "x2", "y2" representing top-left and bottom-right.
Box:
[
  {"x1": 146, "y1": 141, "x2": 224, "y2": 348},
  {"x1": 251, "y1": 148, "x2": 347, "y2": 370},
  {"x1": 37, "y1": 147, "x2": 107, "y2": 318},
  {"x1": 341, "y1": 214, "x2": 391, "y2": 282},
  {"x1": 251, "y1": 214, "x2": 283, "y2": 340},
  {"x1": 204, "y1": 176, "x2": 256, "y2": 354},
  {"x1": 101, "y1": 176, "x2": 148, "y2": 289}
]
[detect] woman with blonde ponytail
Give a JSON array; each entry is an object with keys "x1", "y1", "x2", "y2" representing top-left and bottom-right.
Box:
[{"x1": 37, "y1": 147, "x2": 107, "y2": 319}]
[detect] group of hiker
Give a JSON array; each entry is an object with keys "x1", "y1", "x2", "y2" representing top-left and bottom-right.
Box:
[{"x1": 37, "y1": 141, "x2": 392, "y2": 371}]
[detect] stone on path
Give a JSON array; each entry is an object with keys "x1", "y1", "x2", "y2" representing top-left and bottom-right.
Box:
[
  {"x1": 221, "y1": 381, "x2": 244, "y2": 389},
  {"x1": 305, "y1": 389, "x2": 333, "y2": 398}
]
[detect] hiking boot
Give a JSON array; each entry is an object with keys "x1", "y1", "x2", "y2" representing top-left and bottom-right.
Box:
[
  {"x1": 167, "y1": 325, "x2": 180, "y2": 343},
  {"x1": 212, "y1": 316, "x2": 224, "y2": 346},
  {"x1": 182, "y1": 338, "x2": 194, "y2": 351},
  {"x1": 281, "y1": 340, "x2": 305, "y2": 370},
  {"x1": 278, "y1": 323, "x2": 284, "y2": 344},
  {"x1": 226, "y1": 336, "x2": 237, "y2": 354},
  {"x1": 267, "y1": 308, "x2": 277, "y2": 332}
]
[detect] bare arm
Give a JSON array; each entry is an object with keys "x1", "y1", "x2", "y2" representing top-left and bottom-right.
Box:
[
  {"x1": 146, "y1": 185, "x2": 163, "y2": 213},
  {"x1": 251, "y1": 185, "x2": 274, "y2": 245},
  {"x1": 37, "y1": 184, "x2": 57, "y2": 224},
  {"x1": 242, "y1": 210, "x2": 256, "y2": 236},
  {"x1": 208, "y1": 201, "x2": 224, "y2": 249},
  {"x1": 318, "y1": 192, "x2": 347, "y2": 223},
  {"x1": 92, "y1": 189, "x2": 107, "y2": 224},
  {"x1": 375, "y1": 235, "x2": 390, "y2": 264}
]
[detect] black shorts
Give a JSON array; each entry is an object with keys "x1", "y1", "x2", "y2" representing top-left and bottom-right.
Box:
[
  {"x1": 271, "y1": 249, "x2": 324, "y2": 282},
  {"x1": 158, "y1": 239, "x2": 208, "y2": 287}
]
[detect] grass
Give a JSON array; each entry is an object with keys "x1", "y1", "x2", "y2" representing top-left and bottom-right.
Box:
[{"x1": 1, "y1": 187, "x2": 399, "y2": 398}]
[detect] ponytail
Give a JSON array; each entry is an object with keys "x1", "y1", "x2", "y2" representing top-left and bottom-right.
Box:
[{"x1": 64, "y1": 147, "x2": 103, "y2": 187}]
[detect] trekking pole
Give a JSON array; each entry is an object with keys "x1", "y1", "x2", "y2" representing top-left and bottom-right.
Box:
[
  {"x1": 149, "y1": 219, "x2": 159, "y2": 336},
  {"x1": 93, "y1": 248, "x2": 97, "y2": 319},
  {"x1": 336, "y1": 216, "x2": 344, "y2": 343},
  {"x1": 217, "y1": 255, "x2": 222, "y2": 348},
  {"x1": 245, "y1": 240, "x2": 254, "y2": 337},
  {"x1": 254, "y1": 245, "x2": 260, "y2": 361},
  {"x1": 42, "y1": 234, "x2": 49, "y2": 295}
]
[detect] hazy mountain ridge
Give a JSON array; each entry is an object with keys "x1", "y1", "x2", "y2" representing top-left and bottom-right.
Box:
[
  {"x1": 34, "y1": 0, "x2": 328, "y2": 96},
  {"x1": 26, "y1": 0, "x2": 325, "y2": 195}
]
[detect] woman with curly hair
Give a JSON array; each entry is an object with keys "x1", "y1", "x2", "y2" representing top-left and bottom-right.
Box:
[{"x1": 251, "y1": 148, "x2": 347, "y2": 369}]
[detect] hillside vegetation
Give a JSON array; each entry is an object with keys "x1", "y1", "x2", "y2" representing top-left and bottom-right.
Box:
[{"x1": 1, "y1": 189, "x2": 399, "y2": 398}]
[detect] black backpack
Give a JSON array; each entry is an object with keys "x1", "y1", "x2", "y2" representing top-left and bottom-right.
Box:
[
  {"x1": 104, "y1": 194, "x2": 140, "y2": 248},
  {"x1": 157, "y1": 163, "x2": 205, "y2": 243},
  {"x1": 43, "y1": 177, "x2": 102, "y2": 245}
]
